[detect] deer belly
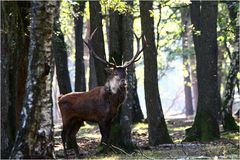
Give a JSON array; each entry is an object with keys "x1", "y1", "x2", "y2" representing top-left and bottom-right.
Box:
[{"x1": 72, "y1": 104, "x2": 108, "y2": 122}]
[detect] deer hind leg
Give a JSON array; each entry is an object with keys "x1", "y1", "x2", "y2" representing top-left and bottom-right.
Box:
[
  {"x1": 61, "y1": 118, "x2": 76, "y2": 158},
  {"x1": 69, "y1": 120, "x2": 83, "y2": 158},
  {"x1": 61, "y1": 124, "x2": 69, "y2": 159}
]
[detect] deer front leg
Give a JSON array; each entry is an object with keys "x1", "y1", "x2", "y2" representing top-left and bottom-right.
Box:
[{"x1": 98, "y1": 120, "x2": 111, "y2": 145}]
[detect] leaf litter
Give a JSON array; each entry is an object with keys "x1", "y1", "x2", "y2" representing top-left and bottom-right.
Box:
[{"x1": 54, "y1": 117, "x2": 239, "y2": 159}]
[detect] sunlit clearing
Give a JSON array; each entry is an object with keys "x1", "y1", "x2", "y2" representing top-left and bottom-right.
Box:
[
  {"x1": 172, "y1": 126, "x2": 191, "y2": 131},
  {"x1": 76, "y1": 123, "x2": 101, "y2": 139},
  {"x1": 222, "y1": 132, "x2": 240, "y2": 140}
]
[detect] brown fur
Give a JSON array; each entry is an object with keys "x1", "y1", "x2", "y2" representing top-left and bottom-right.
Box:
[{"x1": 58, "y1": 85, "x2": 126, "y2": 158}]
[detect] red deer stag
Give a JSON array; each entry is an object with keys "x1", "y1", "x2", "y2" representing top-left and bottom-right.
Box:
[{"x1": 58, "y1": 28, "x2": 146, "y2": 158}]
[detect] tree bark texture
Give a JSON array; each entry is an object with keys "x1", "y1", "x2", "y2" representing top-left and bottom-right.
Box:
[
  {"x1": 181, "y1": 7, "x2": 194, "y2": 116},
  {"x1": 109, "y1": 10, "x2": 122, "y2": 65},
  {"x1": 1, "y1": 2, "x2": 11, "y2": 156},
  {"x1": 53, "y1": 1, "x2": 72, "y2": 94},
  {"x1": 120, "y1": 1, "x2": 135, "y2": 149},
  {"x1": 1, "y1": 31, "x2": 10, "y2": 158},
  {"x1": 222, "y1": 2, "x2": 239, "y2": 131},
  {"x1": 108, "y1": 1, "x2": 138, "y2": 151},
  {"x1": 132, "y1": 77, "x2": 144, "y2": 123},
  {"x1": 74, "y1": 1, "x2": 86, "y2": 92},
  {"x1": 184, "y1": 1, "x2": 221, "y2": 142},
  {"x1": 89, "y1": 1, "x2": 107, "y2": 86},
  {"x1": 107, "y1": 10, "x2": 123, "y2": 149},
  {"x1": 140, "y1": 1, "x2": 173, "y2": 145},
  {"x1": 1, "y1": 2, "x2": 30, "y2": 158},
  {"x1": 10, "y1": 1, "x2": 56, "y2": 158}
]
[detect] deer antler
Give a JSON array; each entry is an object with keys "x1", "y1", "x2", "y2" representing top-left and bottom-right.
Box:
[
  {"x1": 122, "y1": 31, "x2": 147, "y2": 68},
  {"x1": 84, "y1": 28, "x2": 116, "y2": 68}
]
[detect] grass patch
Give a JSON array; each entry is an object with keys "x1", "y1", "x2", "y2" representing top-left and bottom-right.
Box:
[
  {"x1": 76, "y1": 123, "x2": 101, "y2": 139},
  {"x1": 222, "y1": 132, "x2": 240, "y2": 140},
  {"x1": 132, "y1": 122, "x2": 148, "y2": 135},
  {"x1": 171, "y1": 126, "x2": 191, "y2": 131},
  {"x1": 133, "y1": 122, "x2": 148, "y2": 130}
]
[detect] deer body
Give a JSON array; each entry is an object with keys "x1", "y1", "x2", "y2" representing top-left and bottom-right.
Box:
[
  {"x1": 59, "y1": 85, "x2": 126, "y2": 125},
  {"x1": 59, "y1": 68, "x2": 127, "y2": 158},
  {"x1": 58, "y1": 28, "x2": 146, "y2": 158}
]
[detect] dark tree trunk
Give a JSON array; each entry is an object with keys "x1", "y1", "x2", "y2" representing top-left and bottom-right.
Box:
[
  {"x1": 132, "y1": 76, "x2": 144, "y2": 123},
  {"x1": 10, "y1": 1, "x2": 56, "y2": 158},
  {"x1": 108, "y1": 1, "x2": 136, "y2": 151},
  {"x1": 140, "y1": 1, "x2": 173, "y2": 145},
  {"x1": 121, "y1": 1, "x2": 135, "y2": 149},
  {"x1": 16, "y1": 1, "x2": 30, "y2": 129},
  {"x1": 1, "y1": 30, "x2": 10, "y2": 158},
  {"x1": 1, "y1": 2, "x2": 11, "y2": 157},
  {"x1": 53, "y1": 1, "x2": 72, "y2": 94},
  {"x1": 3, "y1": 2, "x2": 19, "y2": 144},
  {"x1": 74, "y1": 1, "x2": 86, "y2": 92},
  {"x1": 109, "y1": 10, "x2": 122, "y2": 65},
  {"x1": 184, "y1": 1, "x2": 220, "y2": 142},
  {"x1": 221, "y1": 2, "x2": 239, "y2": 131},
  {"x1": 1, "y1": 2, "x2": 30, "y2": 158},
  {"x1": 107, "y1": 3, "x2": 143, "y2": 124},
  {"x1": 181, "y1": 7, "x2": 194, "y2": 116},
  {"x1": 89, "y1": 1, "x2": 107, "y2": 86},
  {"x1": 89, "y1": 52, "x2": 98, "y2": 89},
  {"x1": 107, "y1": 10, "x2": 123, "y2": 148}
]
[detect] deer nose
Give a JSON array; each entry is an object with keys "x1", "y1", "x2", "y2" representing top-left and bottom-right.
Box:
[{"x1": 120, "y1": 79, "x2": 127, "y2": 86}]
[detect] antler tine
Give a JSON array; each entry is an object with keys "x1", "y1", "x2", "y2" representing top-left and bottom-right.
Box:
[
  {"x1": 84, "y1": 28, "x2": 115, "y2": 68},
  {"x1": 122, "y1": 31, "x2": 147, "y2": 68}
]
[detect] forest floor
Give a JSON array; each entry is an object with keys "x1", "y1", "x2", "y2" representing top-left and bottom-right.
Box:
[{"x1": 54, "y1": 117, "x2": 240, "y2": 159}]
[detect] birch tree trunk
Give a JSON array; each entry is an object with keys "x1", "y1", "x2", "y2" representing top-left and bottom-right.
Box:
[{"x1": 10, "y1": 1, "x2": 56, "y2": 158}]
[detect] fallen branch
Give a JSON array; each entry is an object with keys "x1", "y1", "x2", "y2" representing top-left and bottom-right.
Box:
[
  {"x1": 136, "y1": 146, "x2": 154, "y2": 160},
  {"x1": 110, "y1": 145, "x2": 132, "y2": 157}
]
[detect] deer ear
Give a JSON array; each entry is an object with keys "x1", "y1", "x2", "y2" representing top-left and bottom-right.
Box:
[{"x1": 105, "y1": 67, "x2": 114, "y2": 74}]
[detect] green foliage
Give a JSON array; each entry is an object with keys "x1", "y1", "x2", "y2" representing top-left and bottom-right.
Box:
[
  {"x1": 217, "y1": 2, "x2": 238, "y2": 95},
  {"x1": 59, "y1": 0, "x2": 75, "y2": 58},
  {"x1": 100, "y1": 0, "x2": 133, "y2": 15}
]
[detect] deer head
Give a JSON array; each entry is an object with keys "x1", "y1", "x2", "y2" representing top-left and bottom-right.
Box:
[{"x1": 84, "y1": 28, "x2": 147, "y2": 93}]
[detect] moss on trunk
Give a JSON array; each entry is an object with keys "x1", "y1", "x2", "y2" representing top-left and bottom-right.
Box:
[
  {"x1": 183, "y1": 111, "x2": 220, "y2": 142},
  {"x1": 107, "y1": 115, "x2": 136, "y2": 153},
  {"x1": 223, "y1": 112, "x2": 239, "y2": 131}
]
